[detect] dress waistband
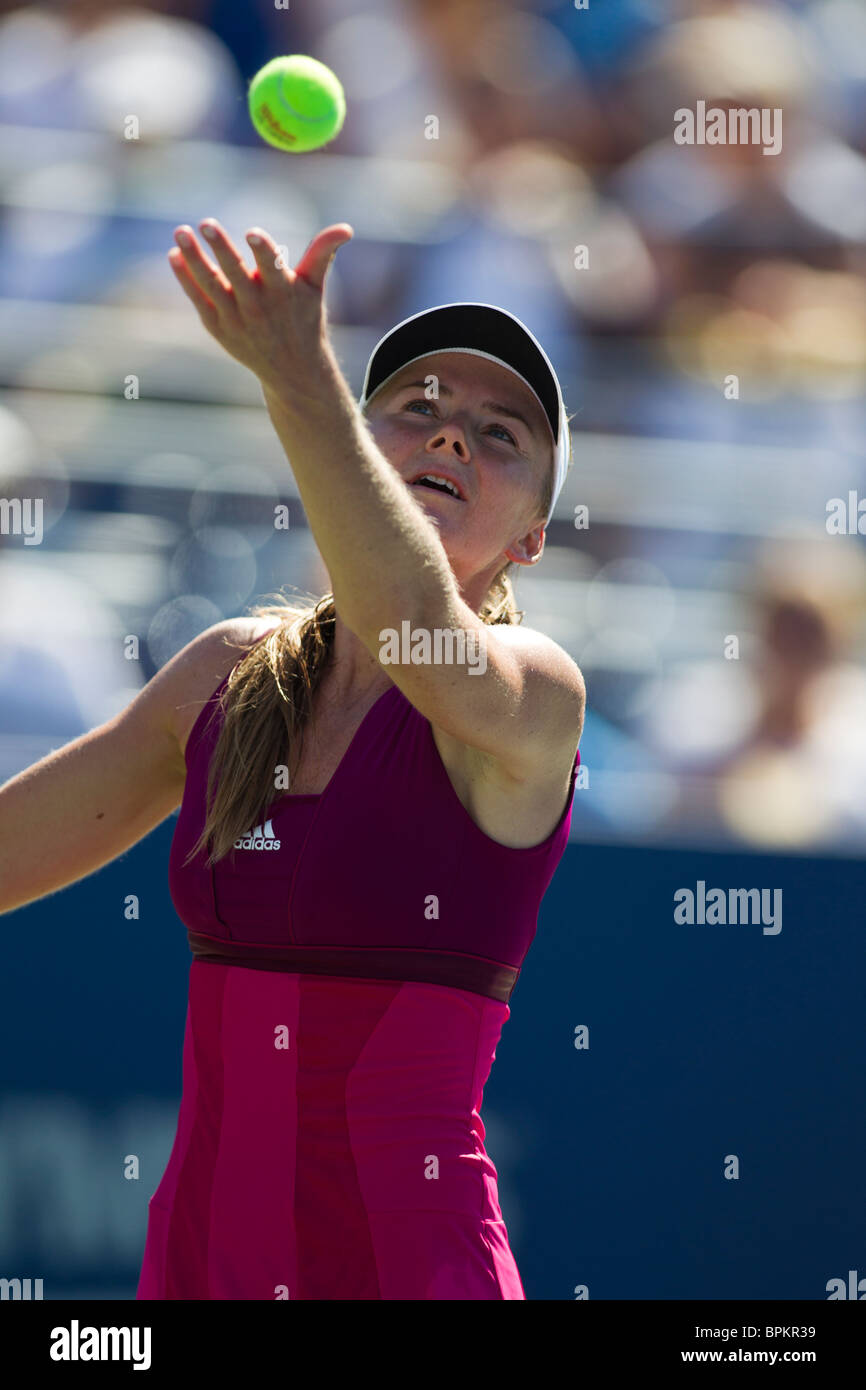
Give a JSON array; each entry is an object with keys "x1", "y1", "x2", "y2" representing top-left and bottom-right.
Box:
[{"x1": 187, "y1": 932, "x2": 518, "y2": 1003}]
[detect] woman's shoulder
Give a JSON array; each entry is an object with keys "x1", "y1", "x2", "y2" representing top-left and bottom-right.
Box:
[{"x1": 163, "y1": 614, "x2": 283, "y2": 757}]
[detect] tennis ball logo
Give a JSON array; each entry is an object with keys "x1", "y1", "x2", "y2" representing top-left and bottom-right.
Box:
[{"x1": 248, "y1": 55, "x2": 346, "y2": 153}]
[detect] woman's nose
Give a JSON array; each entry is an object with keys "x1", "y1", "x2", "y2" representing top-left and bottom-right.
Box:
[{"x1": 428, "y1": 424, "x2": 469, "y2": 456}]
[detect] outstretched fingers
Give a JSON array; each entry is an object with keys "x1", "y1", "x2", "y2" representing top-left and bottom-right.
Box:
[
  {"x1": 242, "y1": 223, "x2": 354, "y2": 294},
  {"x1": 167, "y1": 244, "x2": 221, "y2": 330},
  {"x1": 198, "y1": 219, "x2": 265, "y2": 310},
  {"x1": 171, "y1": 226, "x2": 237, "y2": 309},
  {"x1": 244, "y1": 226, "x2": 296, "y2": 288},
  {"x1": 168, "y1": 215, "x2": 353, "y2": 378}
]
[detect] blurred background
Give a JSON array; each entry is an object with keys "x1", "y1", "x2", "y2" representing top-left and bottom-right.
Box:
[{"x1": 0, "y1": 0, "x2": 864, "y2": 1299}]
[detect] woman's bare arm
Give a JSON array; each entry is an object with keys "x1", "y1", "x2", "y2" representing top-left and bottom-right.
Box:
[
  {"x1": 0, "y1": 615, "x2": 272, "y2": 915},
  {"x1": 169, "y1": 222, "x2": 583, "y2": 787}
]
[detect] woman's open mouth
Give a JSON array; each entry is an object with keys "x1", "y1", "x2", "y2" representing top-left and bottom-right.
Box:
[{"x1": 408, "y1": 472, "x2": 467, "y2": 501}]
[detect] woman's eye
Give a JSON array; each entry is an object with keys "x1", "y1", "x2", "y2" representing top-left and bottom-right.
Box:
[{"x1": 404, "y1": 399, "x2": 516, "y2": 446}]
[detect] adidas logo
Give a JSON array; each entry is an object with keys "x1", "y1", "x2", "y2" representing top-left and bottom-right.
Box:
[{"x1": 234, "y1": 818, "x2": 281, "y2": 851}]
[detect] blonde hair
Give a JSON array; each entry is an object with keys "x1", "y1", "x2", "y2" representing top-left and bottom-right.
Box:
[{"x1": 186, "y1": 424, "x2": 564, "y2": 867}]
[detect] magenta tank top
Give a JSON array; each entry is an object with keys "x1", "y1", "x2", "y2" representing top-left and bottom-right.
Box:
[
  {"x1": 140, "y1": 631, "x2": 580, "y2": 1299},
  {"x1": 169, "y1": 642, "x2": 579, "y2": 1000}
]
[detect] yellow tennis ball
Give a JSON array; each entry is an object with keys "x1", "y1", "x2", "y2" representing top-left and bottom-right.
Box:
[{"x1": 248, "y1": 55, "x2": 346, "y2": 153}]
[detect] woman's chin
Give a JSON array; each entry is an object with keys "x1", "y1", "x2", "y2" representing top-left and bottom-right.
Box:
[{"x1": 412, "y1": 488, "x2": 466, "y2": 516}]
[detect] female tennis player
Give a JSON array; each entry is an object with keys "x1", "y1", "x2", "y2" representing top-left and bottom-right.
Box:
[{"x1": 0, "y1": 218, "x2": 584, "y2": 1299}]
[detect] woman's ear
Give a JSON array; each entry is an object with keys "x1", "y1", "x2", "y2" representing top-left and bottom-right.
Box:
[{"x1": 505, "y1": 523, "x2": 546, "y2": 568}]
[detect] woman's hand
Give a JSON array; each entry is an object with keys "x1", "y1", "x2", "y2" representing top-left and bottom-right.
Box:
[{"x1": 167, "y1": 218, "x2": 353, "y2": 395}]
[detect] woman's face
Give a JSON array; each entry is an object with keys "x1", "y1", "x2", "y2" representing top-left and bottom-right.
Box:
[{"x1": 363, "y1": 350, "x2": 554, "y2": 602}]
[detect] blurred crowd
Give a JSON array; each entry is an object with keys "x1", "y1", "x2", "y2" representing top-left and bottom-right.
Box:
[{"x1": 0, "y1": 0, "x2": 864, "y2": 852}]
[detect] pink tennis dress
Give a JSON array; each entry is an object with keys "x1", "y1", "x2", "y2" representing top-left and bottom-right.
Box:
[{"x1": 137, "y1": 639, "x2": 579, "y2": 1300}]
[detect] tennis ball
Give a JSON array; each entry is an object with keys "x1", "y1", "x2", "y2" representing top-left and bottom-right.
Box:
[{"x1": 248, "y1": 55, "x2": 346, "y2": 153}]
